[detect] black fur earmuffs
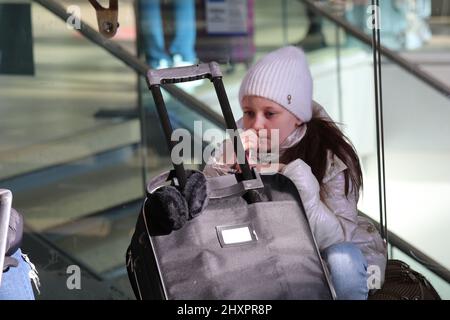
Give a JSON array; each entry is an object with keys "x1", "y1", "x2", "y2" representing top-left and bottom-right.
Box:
[{"x1": 144, "y1": 171, "x2": 209, "y2": 236}]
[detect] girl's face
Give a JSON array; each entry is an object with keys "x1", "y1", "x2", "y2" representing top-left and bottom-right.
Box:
[{"x1": 242, "y1": 95, "x2": 302, "y2": 148}]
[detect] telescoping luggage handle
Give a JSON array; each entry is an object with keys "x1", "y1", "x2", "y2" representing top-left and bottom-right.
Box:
[
  {"x1": 147, "y1": 62, "x2": 260, "y2": 201},
  {"x1": 0, "y1": 189, "x2": 12, "y2": 286}
]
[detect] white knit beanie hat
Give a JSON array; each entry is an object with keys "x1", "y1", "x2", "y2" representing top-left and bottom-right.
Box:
[{"x1": 239, "y1": 46, "x2": 313, "y2": 122}]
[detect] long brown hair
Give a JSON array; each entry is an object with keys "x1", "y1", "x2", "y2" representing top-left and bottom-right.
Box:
[{"x1": 279, "y1": 116, "x2": 363, "y2": 197}]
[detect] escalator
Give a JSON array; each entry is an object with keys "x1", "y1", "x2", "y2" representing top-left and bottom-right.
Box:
[{"x1": 0, "y1": 0, "x2": 448, "y2": 299}]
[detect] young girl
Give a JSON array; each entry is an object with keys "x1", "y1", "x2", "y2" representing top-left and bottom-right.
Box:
[{"x1": 203, "y1": 46, "x2": 387, "y2": 300}]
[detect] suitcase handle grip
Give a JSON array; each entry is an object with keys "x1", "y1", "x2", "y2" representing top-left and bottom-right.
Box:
[{"x1": 147, "y1": 62, "x2": 222, "y2": 86}]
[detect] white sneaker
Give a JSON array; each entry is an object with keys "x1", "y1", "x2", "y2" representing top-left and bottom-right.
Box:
[
  {"x1": 419, "y1": 21, "x2": 432, "y2": 43},
  {"x1": 405, "y1": 31, "x2": 423, "y2": 50},
  {"x1": 172, "y1": 54, "x2": 194, "y2": 67},
  {"x1": 155, "y1": 59, "x2": 170, "y2": 69}
]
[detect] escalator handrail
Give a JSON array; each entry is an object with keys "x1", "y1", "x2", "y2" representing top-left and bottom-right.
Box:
[{"x1": 300, "y1": 0, "x2": 450, "y2": 99}]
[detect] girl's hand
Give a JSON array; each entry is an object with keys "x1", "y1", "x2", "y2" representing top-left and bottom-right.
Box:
[
  {"x1": 220, "y1": 129, "x2": 279, "y2": 173},
  {"x1": 240, "y1": 129, "x2": 259, "y2": 165}
]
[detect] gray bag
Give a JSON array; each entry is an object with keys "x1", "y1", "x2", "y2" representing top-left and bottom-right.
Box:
[{"x1": 126, "y1": 62, "x2": 336, "y2": 300}]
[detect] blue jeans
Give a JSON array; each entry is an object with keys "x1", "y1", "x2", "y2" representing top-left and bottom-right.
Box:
[
  {"x1": 322, "y1": 242, "x2": 369, "y2": 300},
  {"x1": 0, "y1": 249, "x2": 35, "y2": 300},
  {"x1": 139, "y1": 0, "x2": 196, "y2": 67},
  {"x1": 344, "y1": 0, "x2": 409, "y2": 50}
]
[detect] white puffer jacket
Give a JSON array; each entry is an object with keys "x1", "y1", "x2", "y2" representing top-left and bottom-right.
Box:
[{"x1": 203, "y1": 102, "x2": 387, "y2": 285}]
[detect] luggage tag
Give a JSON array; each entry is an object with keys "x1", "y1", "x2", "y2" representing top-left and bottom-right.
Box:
[{"x1": 216, "y1": 223, "x2": 258, "y2": 248}]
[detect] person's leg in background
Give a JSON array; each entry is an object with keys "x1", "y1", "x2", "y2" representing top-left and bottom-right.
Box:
[
  {"x1": 139, "y1": 0, "x2": 171, "y2": 68},
  {"x1": 306, "y1": 7, "x2": 323, "y2": 35},
  {"x1": 381, "y1": 0, "x2": 409, "y2": 50},
  {"x1": 404, "y1": 0, "x2": 432, "y2": 49},
  {"x1": 170, "y1": 0, "x2": 197, "y2": 66},
  {"x1": 297, "y1": 1, "x2": 326, "y2": 51},
  {"x1": 417, "y1": 0, "x2": 432, "y2": 43},
  {"x1": 344, "y1": 1, "x2": 368, "y2": 48},
  {"x1": 322, "y1": 242, "x2": 369, "y2": 300},
  {"x1": 170, "y1": 0, "x2": 202, "y2": 92},
  {"x1": 0, "y1": 248, "x2": 37, "y2": 300}
]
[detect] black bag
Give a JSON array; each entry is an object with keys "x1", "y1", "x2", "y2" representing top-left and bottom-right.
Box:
[
  {"x1": 0, "y1": 3, "x2": 35, "y2": 75},
  {"x1": 126, "y1": 62, "x2": 336, "y2": 300},
  {"x1": 369, "y1": 260, "x2": 441, "y2": 300}
]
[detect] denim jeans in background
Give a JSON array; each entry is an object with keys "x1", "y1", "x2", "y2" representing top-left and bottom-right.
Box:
[
  {"x1": 322, "y1": 242, "x2": 369, "y2": 300},
  {"x1": 0, "y1": 248, "x2": 35, "y2": 300},
  {"x1": 139, "y1": 0, "x2": 197, "y2": 68}
]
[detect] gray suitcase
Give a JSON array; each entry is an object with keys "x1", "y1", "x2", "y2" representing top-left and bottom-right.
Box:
[{"x1": 126, "y1": 62, "x2": 336, "y2": 300}]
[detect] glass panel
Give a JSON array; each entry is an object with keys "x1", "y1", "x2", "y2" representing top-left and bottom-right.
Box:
[
  {"x1": 337, "y1": 0, "x2": 450, "y2": 52},
  {"x1": 293, "y1": 0, "x2": 450, "y2": 295},
  {"x1": 0, "y1": 1, "x2": 143, "y2": 299},
  {"x1": 326, "y1": 1, "x2": 450, "y2": 295},
  {"x1": 380, "y1": 56, "x2": 450, "y2": 298}
]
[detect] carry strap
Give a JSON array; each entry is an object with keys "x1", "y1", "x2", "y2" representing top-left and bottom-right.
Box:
[
  {"x1": 370, "y1": 0, "x2": 388, "y2": 247},
  {"x1": 146, "y1": 62, "x2": 261, "y2": 202}
]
